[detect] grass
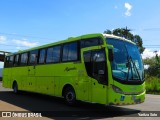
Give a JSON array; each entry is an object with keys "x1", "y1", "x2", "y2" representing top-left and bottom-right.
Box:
[{"x1": 145, "y1": 76, "x2": 160, "y2": 94}]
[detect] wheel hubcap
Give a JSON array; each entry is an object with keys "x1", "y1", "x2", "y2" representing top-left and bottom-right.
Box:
[{"x1": 66, "y1": 92, "x2": 74, "y2": 102}]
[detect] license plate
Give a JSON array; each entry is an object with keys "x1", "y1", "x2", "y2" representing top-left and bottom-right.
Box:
[{"x1": 132, "y1": 95, "x2": 136, "y2": 100}]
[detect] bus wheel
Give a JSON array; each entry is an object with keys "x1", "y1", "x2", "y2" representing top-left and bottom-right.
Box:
[
  {"x1": 64, "y1": 87, "x2": 76, "y2": 106},
  {"x1": 13, "y1": 82, "x2": 18, "y2": 94}
]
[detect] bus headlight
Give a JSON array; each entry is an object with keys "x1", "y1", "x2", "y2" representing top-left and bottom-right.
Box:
[{"x1": 111, "y1": 85, "x2": 123, "y2": 94}]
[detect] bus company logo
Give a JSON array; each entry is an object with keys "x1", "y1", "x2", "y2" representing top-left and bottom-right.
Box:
[
  {"x1": 1, "y1": 112, "x2": 42, "y2": 118},
  {"x1": 64, "y1": 67, "x2": 77, "y2": 72},
  {"x1": 2, "y1": 112, "x2": 11, "y2": 117}
]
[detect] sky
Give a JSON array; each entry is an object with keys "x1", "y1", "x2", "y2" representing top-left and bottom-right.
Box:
[{"x1": 0, "y1": 0, "x2": 160, "y2": 68}]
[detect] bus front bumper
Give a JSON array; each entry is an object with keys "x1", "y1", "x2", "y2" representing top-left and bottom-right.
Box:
[{"x1": 108, "y1": 91, "x2": 145, "y2": 105}]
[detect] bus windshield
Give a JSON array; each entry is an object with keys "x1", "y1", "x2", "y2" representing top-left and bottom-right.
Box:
[{"x1": 106, "y1": 38, "x2": 145, "y2": 83}]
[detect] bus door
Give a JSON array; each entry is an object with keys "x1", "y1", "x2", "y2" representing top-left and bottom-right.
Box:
[
  {"x1": 83, "y1": 48, "x2": 108, "y2": 104},
  {"x1": 27, "y1": 50, "x2": 38, "y2": 91}
]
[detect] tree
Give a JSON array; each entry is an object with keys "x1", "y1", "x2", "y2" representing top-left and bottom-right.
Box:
[
  {"x1": 104, "y1": 28, "x2": 145, "y2": 53},
  {"x1": 143, "y1": 57, "x2": 160, "y2": 77},
  {"x1": 133, "y1": 35, "x2": 145, "y2": 53},
  {"x1": 154, "y1": 51, "x2": 160, "y2": 64},
  {"x1": 104, "y1": 29, "x2": 112, "y2": 34}
]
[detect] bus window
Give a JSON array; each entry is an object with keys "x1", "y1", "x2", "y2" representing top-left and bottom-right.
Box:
[
  {"x1": 14, "y1": 54, "x2": 19, "y2": 66},
  {"x1": 81, "y1": 38, "x2": 103, "y2": 48},
  {"x1": 29, "y1": 50, "x2": 38, "y2": 65},
  {"x1": 38, "y1": 49, "x2": 46, "y2": 64},
  {"x1": 92, "y1": 50, "x2": 106, "y2": 75},
  {"x1": 62, "y1": 42, "x2": 78, "y2": 62},
  {"x1": 84, "y1": 51, "x2": 92, "y2": 77},
  {"x1": 46, "y1": 46, "x2": 61, "y2": 63},
  {"x1": 84, "y1": 49, "x2": 107, "y2": 84},
  {"x1": 8, "y1": 56, "x2": 14, "y2": 67},
  {"x1": 20, "y1": 53, "x2": 28, "y2": 66},
  {"x1": 4, "y1": 56, "x2": 9, "y2": 68},
  {"x1": 52, "y1": 46, "x2": 61, "y2": 63}
]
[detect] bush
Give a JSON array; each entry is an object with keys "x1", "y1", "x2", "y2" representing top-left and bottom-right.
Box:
[{"x1": 145, "y1": 76, "x2": 160, "y2": 94}]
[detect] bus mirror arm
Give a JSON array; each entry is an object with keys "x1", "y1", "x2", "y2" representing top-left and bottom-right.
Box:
[
  {"x1": 108, "y1": 48, "x2": 114, "y2": 62},
  {"x1": 107, "y1": 45, "x2": 114, "y2": 62}
]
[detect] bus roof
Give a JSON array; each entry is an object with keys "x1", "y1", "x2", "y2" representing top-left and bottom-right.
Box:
[
  {"x1": 7, "y1": 33, "x2": 135, "y2": 56},
  {"x1": 103, "y1": 34, "x2": 136, "y2": 45},
  {"x1": 8, "y1": 33, "x2": 103, "y2": 55}
]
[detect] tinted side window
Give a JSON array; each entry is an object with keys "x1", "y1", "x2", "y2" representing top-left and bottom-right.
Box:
[
  {"x1": 46, "y1": 46, "x2": 61, "y2": 63},
  {"x1": 62, "y1": 42, "x2": 77, "y2": 61},
  {"x1": 20, "y1": 53, "x2": 28, "y2": 65},
  {"x1": 52, "y1": 46, "x2": 61, "y2": 62},
  {"x1": 29, "y1": 50, "x2": 38, "y2": 65},
  {"x1": 81, "y1": 38, "x2": 103, "y2": 48},
  {"x1": 4, "y1": 56, "x2": 9, "y2": 68},
  {"x1": 84, "y1": 51, "x2": 92, "y2": 76},
  {"x1": 14, "y1": 54, "x2": 19, "y2": 66},
  {"x1": 9, "y1": 56, "x2": 14, "y2": 67},
  {"x1": 38, "y1": 49, "x2": 46, "y2": 64},
  {"x1": 92, "y1": 50, "x2": 106, "y2": 75},
  {"x1": 84, "y1": 49, "x2": 107, "y2": 85}
]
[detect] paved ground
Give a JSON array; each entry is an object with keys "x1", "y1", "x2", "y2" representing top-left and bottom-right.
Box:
[{"x1": 0, "y1": 81, "x2": 160, "y2": 120}]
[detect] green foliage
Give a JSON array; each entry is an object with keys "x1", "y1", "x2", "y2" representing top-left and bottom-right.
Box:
[
  {"x1": 104, "y1": 28, "x2": 145, "y2": 53},
  {"x1": 134, "y1": 35, "x2": 145, "y2": 53},
  {"x1": 144, "y1": 56, "x2": 160, "y2": 94},
  {"x1": 104, "y1": 29, "x2": 112, "y2": 34},
  {"x1": 143, "y1": 57, "x2": 160, "y2": 77},
  {"x1": 145, "y1": 76, "x2": 160, "y2": 94}
]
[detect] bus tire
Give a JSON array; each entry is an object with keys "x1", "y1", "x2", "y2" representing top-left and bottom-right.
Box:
[
  {"x1": 64, "y1": 87, "x2": 76, "y2": 106},
  {"x1": 13, "y1": 82, "x2": 18, "y2": 94}
]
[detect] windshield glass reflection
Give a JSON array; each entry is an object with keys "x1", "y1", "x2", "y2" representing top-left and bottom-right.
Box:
[{"x1": 106, "y1": 38, "x2": 144, "y2": 82}]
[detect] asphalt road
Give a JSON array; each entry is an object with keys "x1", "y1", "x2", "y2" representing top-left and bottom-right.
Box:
[{"x1": 0, "y1": 81, "x2": 160, "y2": 120}]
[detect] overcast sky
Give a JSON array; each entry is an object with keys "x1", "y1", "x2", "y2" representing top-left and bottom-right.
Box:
[{"x1": 0, "y1": 0, "x2": 160, "y2": 68}]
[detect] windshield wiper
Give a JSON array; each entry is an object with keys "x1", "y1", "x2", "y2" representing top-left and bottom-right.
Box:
[{"x1": 127, "y1": 56, "x2": 141, "y2": 81}]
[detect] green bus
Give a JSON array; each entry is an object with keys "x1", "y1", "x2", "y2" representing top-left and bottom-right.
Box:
[{"x1": 2, "y1": 33, "x2": 145, "y2": 105}]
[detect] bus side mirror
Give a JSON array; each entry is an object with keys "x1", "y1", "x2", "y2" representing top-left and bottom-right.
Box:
[{"x1": 108, "y1": 48, "x2": 113, "y2": 62}]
